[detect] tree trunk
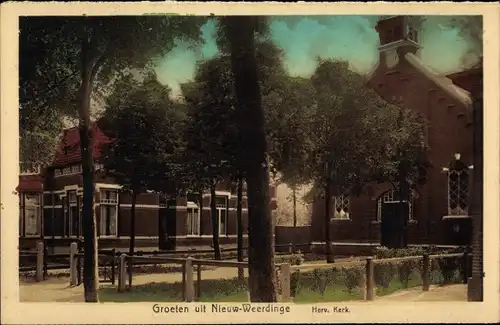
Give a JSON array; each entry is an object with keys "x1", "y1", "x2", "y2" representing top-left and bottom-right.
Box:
[
  {"x1": 210, "y1": 182, "x2": 222, "y2": 260},
  {"x1": 468, "y1": 84, "x2": 483, "y2": 301},
  {"x1": 78, "y1": 43, "x2": 99, "y2": 303},
  {"x1": 128, "y1": 189, "x2": 137, "y2": 287},
  {"x1": 324, "y1": 175, "x2": 334, "y2": 263},
  {"x1": 199, "y1": 191, "x2": 204, "y2": 236},
  {"x1": 292, "y1": 186, "x2": 297, "y2": 252},
  {"x1": 225, "y1": 16, "x2": 277, "y2": 302},
  {"x1": 237, "y1": 176, "x2": 244, "y2": 280},
  {"x1": 158, "y1": 194, "x2": 166, "y2": 250},
  {"x1": 398, "y1": 162, "x2": 409, "y2": 249}
]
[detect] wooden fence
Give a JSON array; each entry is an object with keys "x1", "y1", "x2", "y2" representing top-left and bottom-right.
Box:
[
  {"x1": 109, "y1": 249, "x2": 470, "y2": 302},
  {"x1": 111, "y1": 254, "x2": 250, "y2": 301},
  {"x1": 279, "y1": 252, "x2": 470, "y2": 301},
  {"x1": 21, "y1": 241, "x2": 471, "y2": 302}
]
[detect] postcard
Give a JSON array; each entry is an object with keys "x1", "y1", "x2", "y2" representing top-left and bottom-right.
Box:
[{"x1": 1, "y1": 1, "x2": 499, "y2": 324}]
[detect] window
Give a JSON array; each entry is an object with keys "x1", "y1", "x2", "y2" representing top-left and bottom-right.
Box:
[
  {"x1": 99, "y1": 189, "x2": 118, "y2": 236},
  {"x1": 216, "y1": 196, "x2": 228, "y2": 236},
  {"x1": 332, "y1": 194, "x2": 350, "y2": 220},
  {"x1": 186, "y1": 201, "x2": 200, "y2": 236},
  {"x1": 66, "y1": 190, "x2": 81, "y2": 237},
  {"x1": 54, "y1": 164, "x2": 82, "y2": 177},
  {"x1": 447, "y1": 156, "x2": 469, "y2": 216},
  {"x1": 20, "y1": 193, "x2": 41, "y2": 236},
  {"x1": 377, "y1": 189, "x2": 413, "y2": 221}
]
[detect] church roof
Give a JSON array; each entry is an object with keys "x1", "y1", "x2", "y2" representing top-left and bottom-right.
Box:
[{"x1": 404, "y1": 53, "x2": 472, "y2": 108}]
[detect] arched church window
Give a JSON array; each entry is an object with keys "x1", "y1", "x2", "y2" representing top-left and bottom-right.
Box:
[
  {"x1": 376, "y1": 189, "x2": 414, "y2": 221},
  {"x1": 445, "y1": 153, "x2": 470, "y2": 216}
]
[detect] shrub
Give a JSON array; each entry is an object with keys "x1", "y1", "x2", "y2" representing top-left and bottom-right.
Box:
[
  {"x1": 374, "y1": 246, "x2": 426, "y2": 259},
  {"x1": 374, "y1": 246, "x2": 464, "y2": 289},
  {"x1": 342, "y1": 267, "x2": 364, "y2": 294},
  {"x1": 290, "y1": 266, "x2": 364, "y2": 298},
  {"x1": 275, "y1": 253, "x2": 304, "y2": 266},
  {"x1": 374, "y1": 262, "x2": 397, "y2": 288}
]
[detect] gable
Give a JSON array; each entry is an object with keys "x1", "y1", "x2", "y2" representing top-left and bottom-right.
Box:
[{"x1": 52, "y1": 120, "x2": 112, "y2": 167}]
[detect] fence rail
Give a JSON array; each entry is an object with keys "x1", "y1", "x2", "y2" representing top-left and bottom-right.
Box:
[{"x1": 21, "y1": 240, "x2": 472, "y2": 303}]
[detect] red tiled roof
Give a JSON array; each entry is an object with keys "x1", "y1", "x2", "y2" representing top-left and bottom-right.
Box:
[
  {"x1": 17, "y1": 174, "x2": 43, "y2": 192},
  {"x1": 52, "y1": 120, "x2": 112, "y2": 166}
]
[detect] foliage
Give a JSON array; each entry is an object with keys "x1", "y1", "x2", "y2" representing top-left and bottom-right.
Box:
[
  {"x1": 182, "y1": 55, "x2": 240, "y2": 191},
  {"x1": 290, "y1": 265, "x2": 365, "y2": 298},
  {"x1": 19, "y1": 15, "x2": 205, "y2": 163},
  {"x1": 305, "y1": 59, "x2": 428, "y2": 197},
  {"x1": 275, "y1": 253, "x2": 305, "y2": 266},
  {"x1": 373, "y1": 246, "x2": 464, "y2": 291},
  {"x1": 100, "y1": 73, "x2": 186, "y2": 195},
  {"x1": 430, "y1": 257, "x2": 463, "y2": 285},
  {"x1": 374, "y1": 246, "x2": 464, "y2": 258}
]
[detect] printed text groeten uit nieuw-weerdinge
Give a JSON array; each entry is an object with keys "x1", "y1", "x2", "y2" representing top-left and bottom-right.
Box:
[{"x1": 152, "y1": 304, "x2": 351, "y2": 314}]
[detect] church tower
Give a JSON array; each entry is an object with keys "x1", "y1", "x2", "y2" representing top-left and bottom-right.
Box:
[{"x1": 375, "y1": 16, "x2": 421, "y2": 68}]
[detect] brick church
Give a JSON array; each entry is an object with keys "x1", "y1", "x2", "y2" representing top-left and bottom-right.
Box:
[{"x1": 310, "y1": 16, "x2": 482, "y2": 246}]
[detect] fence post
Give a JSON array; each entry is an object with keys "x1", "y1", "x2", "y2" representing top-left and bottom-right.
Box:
[
  {"x1": 36, "y1": 241, "x2": 44, "y2": 282},
  {"x1": 288, "y1": 242, "x2": 292, "y2": 254},
  {"x1": 196, "y1": 264, "x2": 202, "y2": 300},
  {"x1": 184, "y1": 257, "x2": 194, "y2": 302},
  {"x1": 111, "y1": 248, "x2": 116, "y2": 285},
  {"x1": 238, "y1": 265, "x2": 244, "y2": 280},
  {"x1": 462, "y1": 249, "x2": 469, "y2": 284},
  {"x1": 365, "y1": 257, "x2": 374, "y2": 301},
  {"x1": 280, "y1": 263, "x2": 291, "y2": 302},
  {"x1": 43, "y1": 247, "x2": 48, "y2": 279},
  {"x1": 77, "y1": 247, "x2": 82, "y2": 285},
  {"x1": 69, "y1": 242, "x2": 78, "y2": 286},
  {"x1": 118, "y1": 254, "x2": 127, "y2": 292},
  {"x1": 422, "y1": 253, "x2": 430, "y2": 291},
  {"x1": 182, "y1": 261, "x2": 186, "y2": 301}
]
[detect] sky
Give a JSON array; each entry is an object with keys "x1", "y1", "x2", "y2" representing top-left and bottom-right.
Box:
[{"x1": 154, "y1": 15, "x2": 478, "y2": 99}]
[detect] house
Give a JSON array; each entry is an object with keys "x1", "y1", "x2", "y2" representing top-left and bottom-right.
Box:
[
  {"x1": 18, "y1": 119, "x2": 278, "y2": 251},
  {"x1": 310, "y1": 16, "x2": 481, "y2": 247}
]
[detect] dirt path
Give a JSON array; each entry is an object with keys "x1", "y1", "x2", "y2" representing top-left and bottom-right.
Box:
[{"x1": 374, "y1": 284, "x2": 467, "y2": 302}]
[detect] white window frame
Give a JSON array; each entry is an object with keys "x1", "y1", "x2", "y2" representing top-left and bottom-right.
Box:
[
  {"x1": 20, "y1": 192, "x2": 41, "y2": 237},
  {"x1": 67, "y1": 190, "x2": 80, "y2": 237},
  {"x1": 216, "y1": 196, "x2": 229, "y2": 236},
  {"x1": 99, "y1": 189, "x2": 118, "y2": 237},
  {"x1": 376, "y1": 189, "x2": 414, "y2": 221},
  {"x1": 447, "y1": 162, "x2": 470, "y2": 216},
  {"x1": 54, "y1": 164, "x2": 82, "y2": 178},
  {"x1": 332, "y1": 194, "x2": 351, "y2": 220},
  {"x1": 186, "y1": 201, "x2": 201, "y2": 236}
]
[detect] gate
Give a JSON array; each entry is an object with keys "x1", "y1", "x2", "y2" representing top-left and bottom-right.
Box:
[
  {"x1": 99, "y1": 249, "x2": 117, "y2": 284},
  {"x1": 380, "y1": 202, "x2": 409, "y2": 249},
  {"x1": 77, "y1": 248, "x2": 117, "y2": 285}
]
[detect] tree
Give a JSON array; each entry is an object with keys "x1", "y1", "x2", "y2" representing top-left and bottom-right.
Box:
[
  {"x1": 307, "y1": 59, "x2": 427, "y2": 260},
  {"x1": 220, "y1": 16, "x2": 278, "y2": 302},
  {"x1": 266, "y1": 77, "x2": 316, "y2": 249},
  {"x1": 182, "y1": 31, "x2": 289, "y2": 266},
  {"x1": 20, "y1": 16, "x2": 204, "y2": 302},
  {"x1": 100, "y1": 73, "x2": 185, "y2": 286},
  {"x1": 19, "y1": 18, "x2": 79, "y2": 165},
  {"x1": 182, "y1": 57, "x2": 238, "y2": 260}
]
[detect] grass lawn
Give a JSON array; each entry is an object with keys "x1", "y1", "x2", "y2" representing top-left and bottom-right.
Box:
[
  {"x1": 99, "y1": 278, "x2": 249, "y2": 303},
  {"x1": 99, "y1": 277, "x2": 364, "y2": 303}
]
